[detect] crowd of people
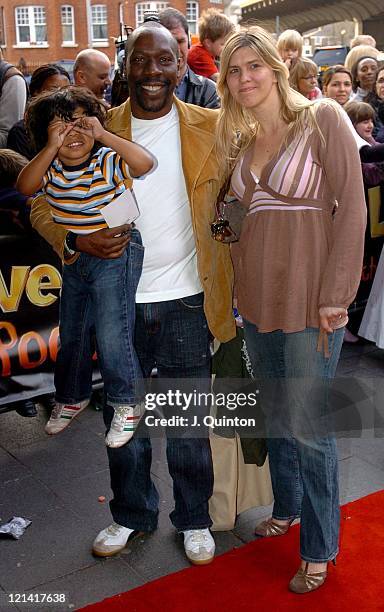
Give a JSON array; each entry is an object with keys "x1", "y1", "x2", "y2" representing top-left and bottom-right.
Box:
[{"x1": 0, "y1": 8, "x2": 384, "y2": 596}]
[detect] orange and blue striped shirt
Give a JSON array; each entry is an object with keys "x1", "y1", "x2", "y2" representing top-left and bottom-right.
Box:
[{"x1": 42, "y1": 147, "x2": 132, "y2": 234}]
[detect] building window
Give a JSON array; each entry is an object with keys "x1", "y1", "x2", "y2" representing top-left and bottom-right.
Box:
[
  {"x1": 0, "y1": 7, "x2": 5, "y2": 46},
  {"x1": 135, "y1": 2, "x2": 168, "y2": 28},
  {"x1": 186, "y1": 1, "x2": 199, "y2": 34},
  {"x1": 91, "y1": 4, "x2": 108, "y2": 42},
  {"x1": 61, "y1": 6, "x2": 75, "y2": 44},
  {"x1": 15, "y1": 6, "x2": 47, "y2": 45}
]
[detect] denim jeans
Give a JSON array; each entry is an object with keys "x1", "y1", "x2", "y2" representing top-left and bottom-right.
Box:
[
  {"x1": 243, "y1": 322, "x2": 344, "y2": 563},
  {"x1": 55, "y1": 229, "x2": 144, "y2": 407},
  {"x1": 104, "y1": 292, "x2": 214, "y2": 532}
]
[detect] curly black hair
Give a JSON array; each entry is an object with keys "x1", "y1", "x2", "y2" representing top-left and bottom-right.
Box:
[{"x1": 25, "y1": 86, "x2": 107, "y2": 152}]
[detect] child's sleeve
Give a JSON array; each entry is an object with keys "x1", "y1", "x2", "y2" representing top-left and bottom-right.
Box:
[{"x1": 100, "y1": 147, "x2": 157, "y2": 185}]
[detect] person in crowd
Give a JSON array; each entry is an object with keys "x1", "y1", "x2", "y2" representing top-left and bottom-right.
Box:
[
  {"x1": 73, "y1": 49, "x2": 111, "y2": 101},
  {"x1": 216, "y1": 26, "x2": 365, "y2": 593},
  {"x1": 364, "y1": 65, "x2": 384, "y2": 141},
  {"x1": 276, "y1": 29, "x2": 303, "y2": 70},
  {"x1": 344, "y1": 100, "x2": 384, "y2": 338},
  {"x1": 187, "y1": 9, "x2": 235, "y2": 82},
  {"x1": 322, "y1": 64, "x2": 352, "y2": 106},
  {"x1": 30, "y1": 23, "x2": 235, "y2": 565},
  {"x1": 344, "y1": 44, "x2": 379, "y2": 74},
  {"x1": 159, "y1": 8, "x2": 220, "y2": 108},
  {"x1": 7, "y1": 64, "x2": 70, "y2": 160},
  {"x1": 350, "y1": 34, "x2": 376, "y2": 49},
  {"x1": 289, "y1": 57, "x2": 322, "y2": 100},
  {"x1": 18, "y1": 86, "x2": 155, "y2": 447},
  {"x1": 0, "y1": 53, "x2": 27, "y2": 148},
  {"x1": 351, "y1": 55, "x2": 378, "y2": 101}
]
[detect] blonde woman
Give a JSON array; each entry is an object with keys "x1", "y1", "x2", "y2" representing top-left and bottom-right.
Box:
[{"x1": 216, "y1": 26, "x2": 366, "y2": 593}]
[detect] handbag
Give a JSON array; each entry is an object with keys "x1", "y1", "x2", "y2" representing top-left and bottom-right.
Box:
[{"x1": 211, "y1": 177, "x2": 247, "y2": 243}]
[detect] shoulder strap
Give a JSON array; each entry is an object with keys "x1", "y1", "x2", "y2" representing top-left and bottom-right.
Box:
[{"x1": 0, "y1": 62, "x2": 28, "y2": 97}]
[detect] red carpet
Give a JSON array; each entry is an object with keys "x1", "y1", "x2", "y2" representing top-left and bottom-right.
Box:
[{"x1": 81, "y1": 491, "x2": 384, "y2": 612}]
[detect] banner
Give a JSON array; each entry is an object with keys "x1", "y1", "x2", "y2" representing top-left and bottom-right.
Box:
[{"x1": 0, "y1": 227, "x2": 100, "y2": 411}]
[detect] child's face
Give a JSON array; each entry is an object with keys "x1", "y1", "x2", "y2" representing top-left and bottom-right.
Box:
[
  {"x1": 206, "y1": 35, "x2": 228, "y2": 58},
  {"x1": 53, "y1": 106, "x2": 95, "y2": 166},
  {"x1": 355, "y1": 118, "x2": 374, "y2": 141},
  {"x1": 281, "y1": 47, "x2": 299, "y2": 61}
]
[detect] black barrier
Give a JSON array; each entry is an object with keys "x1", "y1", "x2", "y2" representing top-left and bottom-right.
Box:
[{"x1": 0, "y1": 226, "x2": 101, "y2": 411}]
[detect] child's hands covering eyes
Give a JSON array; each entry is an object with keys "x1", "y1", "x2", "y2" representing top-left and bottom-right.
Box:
[
  {"x1": 47, "y1": 120, "x2": 75, "y2": 151},
  {"x1": 72, "y1": 116, "x2": 105, "y2": 140}
]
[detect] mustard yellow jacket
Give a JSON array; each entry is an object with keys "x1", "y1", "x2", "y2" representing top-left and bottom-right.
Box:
[{"x1": 30, "y1": 97, "x2": 235, "y2": 342}]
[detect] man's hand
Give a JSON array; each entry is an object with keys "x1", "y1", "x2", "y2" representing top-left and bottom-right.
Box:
[
  {"x1": 319, "y1": 306, "x2": 348, "y2": 333},
  {"x1": 76, "y1": 225, "x2": 132, "y2": 259}
]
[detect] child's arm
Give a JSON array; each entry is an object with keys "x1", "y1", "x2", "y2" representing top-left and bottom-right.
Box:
[
  {"x1": 74, "y1": 116, "x2": 155, "y2": 178},
  {"x1": 17, "y1": 120, "x2": 74, "y2": 195}
]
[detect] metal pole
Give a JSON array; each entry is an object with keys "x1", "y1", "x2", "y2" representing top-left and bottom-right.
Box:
[{"x1": 276, "y1": 15, "x2": 280, "y2": 37}]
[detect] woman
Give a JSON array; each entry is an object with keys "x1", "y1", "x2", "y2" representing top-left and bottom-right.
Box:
[
  {"x1": 216, "y1": 27, "x2": 366, "y2": 593},
  {"x1": 365, "y1": 65, "x2": 384, "y2": 141},
  {"x1": 322, "y1": 65, "x2": 352, "y2": 106},
  {"x1": 351, "y1": 55, "x2": 378, "y2": 102},
  {"x1": 289, "y1": 57, "x2": 321, "y2": 100},
  {"x1": 7, "y1": 63, "x2": 70, "y2": 159}
]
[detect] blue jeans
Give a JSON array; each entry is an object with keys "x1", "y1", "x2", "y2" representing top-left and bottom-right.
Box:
[
  {"x1": 243, "y1": 323, "x2": 344, "y2": 563},
  {"x1": 55, "y1": 229, "x2": 144, "y2": 407},
  {"x1": 104, "y1": 292, "x2": 214, "y2": 532}
]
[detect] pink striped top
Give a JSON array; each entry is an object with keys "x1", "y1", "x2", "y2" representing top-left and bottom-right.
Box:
[{"x1": 230, "y1": 103, "x2": 367, "y2": 333}]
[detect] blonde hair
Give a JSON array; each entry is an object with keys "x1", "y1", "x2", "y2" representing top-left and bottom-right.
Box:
[
  {"x1": 216, "y1": 26, "x2": 328, "y2": 174},
  {"x1": 198, "y1": 9, "x2": 234, "y2": 43},
  {"x1": 350, "y1": 34, "x2": 376, "y2": 49},
  {"x1": 344, "y1": 44, "x2": 379, "y2": 73},
  {"x1": 289, "y1": 57, "x2": 318, "y2": 92},
  {"x1": 277, "y1": 29, "x2": 303, "y2": 56}
]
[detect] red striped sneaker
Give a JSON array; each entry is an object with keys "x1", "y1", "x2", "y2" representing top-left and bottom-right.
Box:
[
  {"x1": 105, "y1": 404, "x2": 144, "y2": 448},
  {"x1": 45, "y1": 400, "x2": 89, "y2": 435}
]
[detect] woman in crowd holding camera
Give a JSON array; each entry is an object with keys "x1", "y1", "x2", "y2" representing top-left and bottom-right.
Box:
[{"x1": 215, "y1": 26, "x2": 366, "y2": 593}]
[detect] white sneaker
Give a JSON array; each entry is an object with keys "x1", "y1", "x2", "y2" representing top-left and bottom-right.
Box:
[
  {"x1": 92, "y1": 522, "x2": 140, "y2": 557},
  {"x1": 183, "y1": 528, "x2": 215, "y2": 565},
  {"x1": 105, "y1": 404, "x2": 144, "y2": 448},
  {"x1": 45, "y1": 400, "x2": 89, "y2": 435}
]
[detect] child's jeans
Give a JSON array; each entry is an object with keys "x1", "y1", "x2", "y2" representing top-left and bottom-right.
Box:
[{"x1": 54, "y1": 228, "x2": 144, "y2": 407}]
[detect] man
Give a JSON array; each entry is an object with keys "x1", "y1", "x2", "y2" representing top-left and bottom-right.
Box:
[
  {"x1": 73, "y1": 49, "x2": 111, "y2": 100},
  {"x1": 30, "y1": 23, "x2": 235, "y2": 565},
  {"x1": 159, "y1": 8, "x2": 220, "y2": 109},
  {"x1": 0, "y1": 57, "x2": 27, "y2": 148}
]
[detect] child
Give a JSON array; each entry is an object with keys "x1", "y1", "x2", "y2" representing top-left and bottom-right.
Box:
[
  {"x1": 277, "y1": 29, "x2": 303, "y2": 70},
  {"x1": 187, "y1": 9, "x2": 234, "y2": 82},
  {"x1": 17, "y1": 86, "x2": 156, "y2": 448},
  {"x1": 0, "y1": 148, "x2": 31, "y2": 233}
]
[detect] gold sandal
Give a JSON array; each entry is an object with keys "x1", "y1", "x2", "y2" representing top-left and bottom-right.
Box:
[
  {"x1": 288, "y1": 562, "x2": 328, "y2": 594},
  {"x1": 254, "y1": 517, "x2": 293, "y2": 537}
]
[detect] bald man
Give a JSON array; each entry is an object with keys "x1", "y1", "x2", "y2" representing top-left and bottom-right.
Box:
[{"x1": 73, "y1": 49, "x2": 111, "y2": 99}]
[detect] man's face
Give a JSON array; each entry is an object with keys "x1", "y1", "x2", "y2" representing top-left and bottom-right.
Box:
[
  {"x1": 77, "y1": 57, "x2": 111, "y2": 99},
  {"x1": 168, "y1": 24, "x2": 189, "y2": 77},
  {"x1": 128, "y1": 30, "x2": 179, "y2": 119}
]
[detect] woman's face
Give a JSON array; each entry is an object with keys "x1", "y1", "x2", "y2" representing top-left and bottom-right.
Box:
[
  {"x1": 324, "y1": 72, "x2": 352, "y2": 105},
  {"x1": 298, "y1": 71, "x2": 318, "y2": 97},
  {"x1": 226, "y1": 47, "x2": 278, "y2": 111},
  {"x1": 39, "y1": 73, "x2": 70, "y2": 94},
  {"x1": 355, "y1": 118, "x2": 374, "y2": 141},
  {"x1": 356, "y1": 58, "x2": 377, "y2": 91},
  {"x1": 375, "y1": 68, "x2": 384, "y2": 100}
]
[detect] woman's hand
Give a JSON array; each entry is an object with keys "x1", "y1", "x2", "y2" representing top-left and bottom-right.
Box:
[
  {"x1": 47, "y1": 120, "x2": 74, "y2": 151},
  {"x1": 319, "y1": 306, "x2": 348, "y2": 333},
  {"x1": 73, "y1": 116, "x2": 105, "y2": 141}
]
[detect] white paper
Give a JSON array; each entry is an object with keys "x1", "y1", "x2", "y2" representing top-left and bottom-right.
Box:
[{"x1": 100, "y1": 189, "x2": 140, "y2": 228}]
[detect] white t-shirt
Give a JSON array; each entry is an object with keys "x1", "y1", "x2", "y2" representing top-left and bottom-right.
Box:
[{"x1": 132, "y1": 105, "x2": 202, "y2": 303}]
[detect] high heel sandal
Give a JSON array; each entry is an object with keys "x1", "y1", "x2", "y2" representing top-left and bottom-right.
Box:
[
  {"x1": 254, "y1": 517, "x2": 293, "y2": 537},
  {"x1": 288, "y1": 559, "x2": 335, "y2": 594}
]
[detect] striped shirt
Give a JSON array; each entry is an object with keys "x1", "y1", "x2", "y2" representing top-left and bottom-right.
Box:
[{"x1": 42, "y1": 147, "x2": 132, "y2": 234}]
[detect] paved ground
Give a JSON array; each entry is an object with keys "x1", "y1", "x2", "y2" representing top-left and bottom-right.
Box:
[{"x1": 0, "y1": 340, "x2": 383, "y2": 612}]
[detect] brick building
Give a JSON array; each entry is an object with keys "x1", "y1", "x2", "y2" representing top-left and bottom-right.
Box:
[{"x1": 0, "y1": 0, "x2": 223, "y2": 72}]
